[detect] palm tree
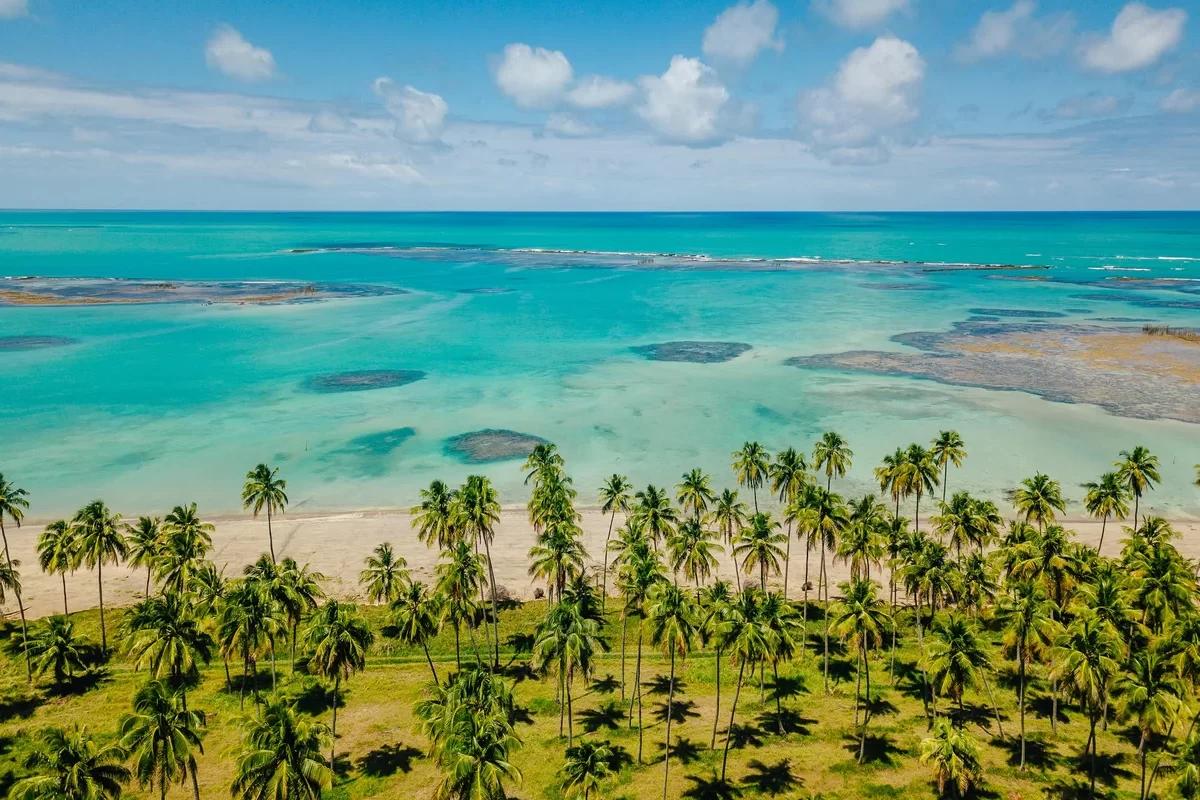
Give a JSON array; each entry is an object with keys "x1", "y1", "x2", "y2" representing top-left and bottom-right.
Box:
[
  {"x1": 813, "y1": 432, "x2": 853, "y2": 493},
  {"x1": 920, "y1": 718, "x2": 983, "y2": 799},
  {"x1": 875, "y1": 446, "x2": 908, "y2": 519},
  {"x1": 305, "y1": 600, "x2": 374, "y2": 770},
  {"x1": 1117, "y1": 643, "x2": 1186, "y2": 800},
  {"x1": 437, "y1": 540, "x2": 486, "y2": 667},
  {"x1": 924, "y1": 613, "x2": 1004, "y2": 734},
  {"x1": 27, "y1": 615, "x2": 89, "y2": 686},
  {"x1": 456, "y1": 474, "x2": 503, "y2": 667},
  {"x1": 72, "y1": 499, "x2": 126, "y2": 653},
  {"x1": 720, "y1": 588, "x2": 770, "y2": 782},
  {"x1": 124, "y1": 592, "x2": 214, "y2": 709},
  {"x1": 770, "y1": 447, "x2": 809, "y2": 594},
  {"x1": 1116, "y1": 446, "x2": 1161, "y2": 529},
  {"x1": 534, "y1": 575, "x2": 605, "y2": 745},
  {"x1": 631, "y1": 484, "x2": 677, "y2": 550},
  {"x1": 995, "y1": 583, "x2": 1058, "y2": 769},
  {"x1": 599, "y1": 473, "x2": 632, "y2": 609},
  {"x1": 712, "y1": 489, "x2": 749, "y2": 591},
  {"x1": 412, "y1": 479, "x2": 457, "y2": 550},
  {"x1": 529, "y1": 518, "x2": 587, "y2": 605},
  {"x1": 391, "y1": 579, "x2": 443, "y2": 682},
  {"x1": 0, "y1": 473, "x2": 32, "y2": 679},
  {"x1": 758, "y1": 591, "x2": 800, "y2": 727},
  {"x1": 125, "y1": 516, "x2": 163, "y2": 597},
  {"x1": 11, "y1": 725, "x2": 130, "y2": 800},
  {"x1": 932, "y1": 492, "x2": 976, "y2": 558},
  {"x1": 648, "y1": 582, "x2": 697, "y2": 800},
  {"x1": 1173, "y1": 731, "x2": 1200, "y2": 800},
  {"x1": 278, "y1": 557, "x2": 325, "y2": 671},
  {"x1": 617, "y1": 539, "x2": 665, "y2": 763},
  {"x1": 232, "y1": 696, "x2": 332, "y2": 800},
  {"x1": 840, "y1": 495, "x2": 885, "y2": 580},
  {"x1": 359, "y1": 542, "x2": 408, "y2": 605},
  {"x1": 1051, "y1": 612, "x2": 1123, "y2": 798},
  {"x1": 561, "y1": 739, "x2": 614, "y2": 800},
  {"x1": 242, "y1": 463, "x2": 288, "y2": 563},
  {"x1": 1083, "y1": 472, "x2": 1129, "y2": 554},
  {"x1": 120, "y1": 680, "x2": 206, "y2": 800},
  {"x1": 523, "y1": 441, "x2": 565, "y2": 486},
  {"x1": 809, "y1": 486, "x2": 850, "y2": 692},
  {"x1": 243, "y1": 556, "x2": 291, "y2": 688},
  {"x1": 902, "y1": 444, "x2": 939, "y2": 534},
  {"x1": 831, "y1": 578, "x2": 892, "y2": 763},
  {"x1": 189, "y1": 561, "x2": 232, "y2": 687},
  {"x1": 157, "y1": 508, "x2": 213, "y2": 599},
  {"x1": 930, "y1": 431, "x2": 966, "y2": 504},
  {"x1": 37, "y1": 520, "x2": 77, "y2": 616},
  {"x1": 668, "y1": 518, "x2": 722, "y2": 596},
  {"x1": 732, "y1": 441, "x2": 770, "y2": 513},
  {"x1": 1012, "y1": 473, "x2": 1066, "y2": 531},
  {"x1": 219, "y1": 578, "x2": 282, "y2": 708},
  {"x1": 676, "y1": 468, "x2": 716, "y2": 521},
  {"x1": 732, "y1": 512, "x2": 786, "y2": 590},
  {"x1": 700, "y1": 579, "x2": 733, "y2": 750}
]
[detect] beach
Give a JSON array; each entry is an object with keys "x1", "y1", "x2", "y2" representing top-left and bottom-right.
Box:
[{"x1": 8, "y1": 506, "x2": 1198, "y2": 619}]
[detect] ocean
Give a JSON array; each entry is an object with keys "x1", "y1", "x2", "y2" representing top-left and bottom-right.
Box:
[{"x1": 2, "y1": 211, "x2": 1198, "y2": 519}]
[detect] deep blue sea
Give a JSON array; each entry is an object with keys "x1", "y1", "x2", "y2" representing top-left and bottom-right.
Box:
[{"x1": 2, "y1": 211, "x2": 1198, "y2": 518}]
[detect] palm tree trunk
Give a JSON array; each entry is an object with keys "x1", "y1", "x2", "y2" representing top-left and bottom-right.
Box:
[
  {"x1": 720, "y1": 660, "x2": 746, "y2": 782},
  {"x1": 1134, "y1": 495, "x2": 1140, "y2": 531},
  {"x1": 620, "y1": 612, "x2": 627, "y2": 703},
  {"x1": 802, "y1": 545, "x2": 810, "y2": 658},
  {"x1": 981, "y1": 670, "x2": 1004, "y2": 738},
  {"x1": 1098, "y1": 513, "x2": 1108, "y2": 554},
  {"x1": 482, "y1": 537, "x2": 500, "y2": 668},
  {"x1": 467, "y1": 618, "x2": 482, "y2": 666},
  {"x1": 330, "y1": 674, "x2": 339, "y2": 771},
  {"x1": 145, "y1": 566, "x2": 151, "y2": 597},
  {"x1": 1089, "y1": 712, "x2": 1098, "y2": 798},
  {"x1": 567, "y1": 667, "x2": 575, "y2": 746},
  {"x1": 423, "y1": 642, "x2": 439, "y2": 684},
  {"x1": 1018, "y1": 653, "x2": 1026, "y2": 770},
  {"x1": 854, "y1": 646, "x2": 862, "y2": 727},
  {"x1": 61, "y1": 573, "x2": 69, "y2": 616},
  {"x1": 784, "y1": 523, "x2": 792, "y2": 598},
  {"x1": 191, "y1": 764, "x2": 201, "y2": 800},
  {"x1": 270, "y1": 639, "x2": 277, "y2": 691},
  {"x1": 773, "y1": 661, "x2": 783, "y2": 734},
  {"x1": 223, "y1": 655, "x2": 232, "y2": 692},
  {"x1": 602, "y1": 511, "x2": 615, "y2": 612},
  {"x1": 631, "y1": 623, "x2": 643, "y2": 732},
  {"x1": 97, "y1": 559, "x2": 107, "y2": 653},
  {"x1": 0, "y1": 524, "x2": 28, "y2": 679},
  {"x1": 821, "y1": 542, "x2": 830, "y2": 695},
  {"x1": 859, "y1": 641, "x2": 870, "y2": 764},
  {"x1": 454, "y1": 622, "x2": 461, "y2": 669},
  {"x1": 267, "y1": 504, "x2": 276, "y2": 564},
  {"x1": 1139, "y1": 730, "x2": 1147, "y2": 800},
  {"x1": 711, "y1": 645, "x2": 722, "y2": 749},
  {"x1": 291, "y1": 625, "x2": 297, "y2": 673},
  {"x1": 942, "y1": 462, "x2": 948, "y2": 504},
  {"x1": 662, "y1": 648, "x2": 676, "y2": 800},
  {"x1": 636, "y1": 628, "x2": 645, "y2": 765}
]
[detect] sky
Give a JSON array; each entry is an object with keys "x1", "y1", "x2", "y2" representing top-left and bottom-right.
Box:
[{"x1": 0, "y1": 0, "x2": 1198, "y2": 210}]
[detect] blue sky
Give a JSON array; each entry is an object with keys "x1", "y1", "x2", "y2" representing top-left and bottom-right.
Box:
[{"x1": 0, "y1": 0, "x2": 1198, "y2": 209}]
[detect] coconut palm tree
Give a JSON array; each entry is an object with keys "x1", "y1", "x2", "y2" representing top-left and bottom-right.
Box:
[
  {"x1": 437, "y1": 540, "x2": 486, "y2": 668},
  {"x1": 189, "y1": 561, "x2": 234, "y2": 688},
  {"x1": 561, "y1": 739, "x2": 614, "y2": 800},
  {"x1": 27, "y1": 615, "x2": 89, "y2": 686},
  {"x1": 995, "y1": 582, "x2": 1057, "y2": 770},
  {"x1": 700, "y1": 579, "x2": 734, "y2": 750},
  {"x1": 599, "y1": 473, "x2": 632, "y2": 609},
  {"x1": 119, "y1": 680, "x2": 206, "y2": 800},
  {"x1": 125, "y1": 516, "x2": 163, "y2": 598},
  {"x1": 0, "y1": 473, "x2": 32, "y2": 679},
  {"x1": 719, "y1": 588, "x2": 771, "y2": 782},
  {"x1": 1050, "y1": 612, "x2": 1123, "y2": 798},
  {"x1": 631, "y1": 484, "x2": 677, "y2": 550},
  {"x1": 758, "y1": 591, "x2": 800, "y2": 729},
  {"x1": 523, "y1": 442, "x2": 565, "y2": 487},
  {"x1": 668, "y1": 518, "x2": 722, "y2": 596},
  {"x1": 359, "y1": 542, "x2": 408, "y2": 605},
  {"x1": 875, "y1": 447, "x2": 909, "y2": 519},
  {"x1": 712, "y1": 489, "x2": 749, "y2": 591},
  {"x1": 902, "y1": 444, "x2": 939, "y2": 535},
  {"x1": 529, "y1": 518, "x2": 587, "y2": 605},
  {"x1": 1083, "y1": 472, "x2": 1130, "y2": 554},
  {"x1": 617, "y1": 539, "x2": 665, "y2": 763},
  {"x1": 391, "y1": 579, "x2": 444, "y2": 683},
  {"x1": 157, "y1": 506, "x2": 213, "y2": 599},
  {"x1": 808, "y1": 486, "x2": 850, "y2": 693},
  {"x1": 648, "y1": 581, "x2": 697, "y2": 800},
  {"x1": 1116, "y1": 446, "x2": 1161, "y2": 529},
  {"x1": 920, "y1": 718, "x2": 983, "y2": 799},
  {"x1": 305, "y1": 599, "x2": 374, "y2": 770},
  {"x1": 932, "y1": 492, "x2": 977, "y2": 558},
  {"x1": 72, "y1": 499, "x2": 126, "y2": 653},
  {"x1": 11, "y1": 725, "x2": 130, "y2": 800},
  {"x1": 930, "y1": 431, "x2": 966, "y2": 504},
  {"x1": 232, "y1": 696, "x2": 332, "y2": 800},
  {"x1": 534, "y1": 575, "x2": 605, "y2": 745},
  {"x1": 732, "y1": 442, "x2": 770, "y2": 513},
  {"x1": 813, "y1": 432, "x2": 853, "y2": 493},
  {"x1": 412, "y1": 479, "x2": 457, "y2": 550},
  {"x1": 770, "y1": 447, "x2": 809, "y2": 594},
  {"x1": 1012, "y1": 473, "x2": 1066, "y2": 531},
  {"x1": 37, "y1": 520, "x2": 77, "y2": 616},
  {"x1": 242, "y1": 463, "x2": 288, "y2": 564},
  {"x1": 676, "y1": 468, "x2": 716, "y2": 522},
  {"x1": 219, "y1": 578, "x2": 283, "y2": 708},
  {"x1": 732, "y1": 512, "x2": 786, "y2": 591},
  {"x1": 124, "y1": 592, "x2": 214, "y2": 709},
  {"x1": 278, "y1": 557, "x2": 325, "y2": 671},
  {"x1": 1118, "y1": 643, "x2": 1186, "y2": 800},
  {"x1": 831, "y1": 578, "x2": 892, "y2": 763},
  {"x1": 924, "y1": 612, "x2": 1004, "y2": 734},
  {"x1": 456, "y1": 474, "x2": 503, "y2": 667},
  {"x1": 840, "y1": 495, "x2": 886, "y2": 580}
]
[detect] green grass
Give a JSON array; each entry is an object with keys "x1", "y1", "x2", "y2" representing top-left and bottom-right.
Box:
[{"x1": 0, "y1": 601, "x2": 1152, "y2": 800}]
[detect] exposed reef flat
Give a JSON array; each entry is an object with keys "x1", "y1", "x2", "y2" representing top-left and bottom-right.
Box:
[
  {"x1": 860, "y1": 282, "x2": 946, "y2": 292},
  {"x1": 632, "y1": 341, "x2": 752, "y2": 363},
  {"x1": 1071, "y1": 292, "x2": 1200, "y2": 311},
  {"x1": 787, "y1": 322, "x2": 1200, "y2": 423},
  {"x1": 0, "y1": 335, "x2": 78, "y2": 351},
  {"x1": 305, "y1": 370, "x2": 426, "y2": 393},
  {"x1": 967, "y1": 308, "x2": 1067, "y2": 319},
  {"x1": 0, "y1": 277, "x2": 405, "y2": 306},
  {"x1": 445, "y1": 429, "x2": 549, "y2": 463}
]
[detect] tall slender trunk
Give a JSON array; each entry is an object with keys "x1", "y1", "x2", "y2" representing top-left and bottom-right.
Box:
[
  {"x1": 854, "y1": 645, "x2": 862, "y2": 727},
  {"x1": 269, "y1": 639, "x2": 277, "y2": 691},
  {"x1": 822, "y1": 542, "x2": 830, "y2": 695},
  {"x1": 291, "y1": 625, "x2": 298, "y2": 672},
  {"x1": 859, "y1": 642, "x2": 871, "y2": 764},
  {"x1": 720, "y1": 661, "x2": 746, "y2": 782},
  {"x1": 223, "y1": 655, "x2": 231, "y2": 692},
  {"x1": 482, "y1": 536, "x2": 500, "y2": 668},
  {"x1": 711, "y1": 646, "x2": 722, "y2": 749},
  {"x1": 1134, "y1": 495, "x2": 1140, "y2": 532},
  {"x1": 567, "y1": 667, "x2": 575, "y2": 745},
  {"x1": 453, "y1": 622, "x2": 461, "y2": 669},
  {"x1": 1139, "y1": 730, "x2": 1147, "y2": 800},
  {"x1": 423, "y1": 642, "x2": 439, "y2": 683},
  {"x1": 474, "y1": 539, "x2": 492, "y2": 661},
  {"x1": 61, "y1": 573, "x2": 69, "y2": 616},
  {"x1": 0, "y1": 523, "x2": 28, "y2": 678},
  {"x1": 191, "y1": 764, "x2": 201, "y2": 800},
  {"x1": 1098, "y1": 513, "x2": 1108, "y2": 554},
  {"x1": 145, "y1": 566, "x2": 152, "y2": 597},
  {"x1": 942, "y1": 463, "x2": 948, "y2": 504},
  {"x1": 662, "y1": 649, "x2": 676, "y2": 800},
  {"x1": 97, "y1": 559, "x2": 107, "y2": 653},
  {"x1": 802, "y1": 543, "x2": 811, "y2": 658},
  {"x1": 783, "y1": 523, "x2": 792, "y2": 597},
  {"x1": 267, "y1": 505, "x2": 276, "y2": 564},
  {"x1": 981, "y1": 670, "x2": 1004, "y2": 737},
  {"x1": 1018, "y1": 652, "x2": 1027, "y2": 770},
  {"x1": 467, "y1": 618, "x2": 482, "y2": 665},
  {"x1": 773, "y1": 661, "x2": 783, "y2": 734},
  {"x1": 1089, "y1": 712, "x2": 1098, "y2": 799},
  {"x1": 330, "y1": 674, "x2": 339, "y2": 771},
  {"x1": 620, "y1": 612, "x2": 628, "y2": 703},
  {"x1": 635, "y1": 628, "x2": 644, "y2": 764},
  {"x1": 602, "y1": 511, "x2": 615, "y2": 612}
]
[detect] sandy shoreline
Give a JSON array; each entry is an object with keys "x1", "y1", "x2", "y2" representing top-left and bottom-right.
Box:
[{"x1": 6, "y1": 506, "x2": 1199, "y2": 619}]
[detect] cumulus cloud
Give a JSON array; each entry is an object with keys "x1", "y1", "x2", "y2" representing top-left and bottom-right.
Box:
[
  {"x1": 954, "y1": 1, "x2": 1076, "y2": 63},
  {"x1": 0, "y1": 0, "x2": 29, "y2": 20},
  {"x1": 813, "y1": 0, "x2": 909, "y2": 30},
  {"x1": 204, "y1": 25, "x2": 277, "y2": 82},
  {"x1": 1079, "y1": 3, "x2": 1187, "y2": 73},
  {"x1": 636, "y1": 56, "x2": 731, "y2": 144},
  {"x1": 544, "y1": 113, "x2": 595, "y2": 137},
  {"x1": 494, "y1": 43, "x2": 573, "y2": 108},
  {"x1": 1038, "y1": 92, "x2": 1134, "y2": 121},
  {"x1": 1160, "y1": 88, "x2": 1200, "y2": 112},
  {"x1": 799, "y1": 35, "x2": 925, "y2": 164},
  {"x1": 702, "y1": 0, "x2": 784, "y2": 66},
  {"x1": 372, "y1": 78, "x2": 448, "y2": 144},
  {"x1": 566, "y1": 75, "x2": 636, "y2": 109},
  {"x1": 307, "y1": 109, "x2": 357, "y2": 134}
]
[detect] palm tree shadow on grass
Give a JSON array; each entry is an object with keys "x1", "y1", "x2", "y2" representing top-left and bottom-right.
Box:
[
  {"x1": 1030, "y1": 693, "x2": 1071, "y2": 726},
  {"x1": 1066, "y1": 748, "x2": 1135, "y2": 788},
  {"x1": 590, "y1": 673, "x2": 619, "y2": 695},
  {"x1": 332, "y1": 753, "x2": 354, "y2": 781},
  {"x1": 504, "y1": 632, "x2": 535, "y2": 659},
  {"x1": 683, "y1": 773, "x2": 743, "y2": 800},
  {"x1": 645, "y1": 674, "x2": 686, "y2": 696},
  {"x1": 652, "y1": 698, "x2": 699, "y2": 725},
  {"x1": 509, "y1": 704, "x2": 536, "y2": 726},
  {"x1": 45, "y1": 667, "x2": 111, "y2": 699},
  {"x1": 605, "y1": 743, "x2": 634, "y2": 772},
  {"x1": 766, "y1": 674, "x2": 808, "y2": 702},
  {"x1": 865, "y1": 694, "x2": 899, "y2": 718},
  {"x1": 825, "y1": 657, "x2": 855, "y2": 685},
  {"x1": 754, "y1": 708, "x2": 814, "y2": 736},
  {"x1": 741, "y1": 758, "x2": 801, "y2": 796},
  {"x1": 727, "y1": 723, "x2": 764, "y2": 750},
  {"x1": 356, "y1": 743, "x2": 423, "y2": 777},
  {"x1": 281, "y1": 676, "x2": 340, "y2": 716},
  {"x1": 499, "y1": 661, "x2": 537, "y2": 683},
  {"x1": 0, "y1": 691, "x2": 43, "y2": 722},
  {"x1": 995, "y1": 734, "x2": 1058, "y2": 771},
  {"x1": 1041, "y1": 776, "x2": 1118, "y2": 800},
  {"x1": 841, "y1": 733, "x2": 903, "y2": 766},
  {"x1": 579, "y1": 700, "x2": 624, "y2": 733},
  {"x1": 655, "y1": 735, "x2": 704, "y2": 765}
]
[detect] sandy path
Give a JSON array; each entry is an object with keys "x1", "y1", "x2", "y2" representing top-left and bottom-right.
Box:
[{"x1": 6, "y1": 507, "x2": 1199, "y2": 619}]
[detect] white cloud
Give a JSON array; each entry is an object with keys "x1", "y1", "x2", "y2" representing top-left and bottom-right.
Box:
[
  {"x1": 544, "y1": 113, "x2": 595, "y2": 137},
  {"x1": 204, "y1": 24, "x2": 277, "y2": 82},
  {"x1": 1160, "y1": 88, "x2": 1200, "y2": 112},
  {"x1": 0, "y1": 0, "x2": 29, "y2": 19},
  {"x1": 494, "y1": 43, "x2": 573, "y2": 108},
  {"x1": 1079, "y1": 3, "x2": 1187, "y2": 73},
  {"x1": 0, "y1": 62, "x2": 62, "y2": 81},
  {"x1": 372, "y1": 78, "x2": 448, "y2": 144},
  {"x1": 799, "y1": 35, "x2": 925, "y2": 164},
  {"x1": 813, "y1": 0, "x2": 908, "y2": 30},
  {"x1": 636, "y1": 56, "x2": 731, "y2": 144},
  {"x1": 702, "y1": 0, "x2": 784, "y2": 66},
  {"x1": 954, "y1": 1, "x2": 1075, "y2": 63},
  {"x1": 566, "y1": 75, "x2": 636, "y2": 109},
  {"x1": 1039, "y1": 92, "x2": 1134, "y2": 121},
  {"x1": 307, "y1": 109, "x2": 357, "y2": 134}
]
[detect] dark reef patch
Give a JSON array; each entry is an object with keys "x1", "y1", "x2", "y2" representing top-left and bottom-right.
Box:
[
  {"x1": 0, "y1": 335, "x2": 78, "y2": 351},
  {"x1": 966, "y1": 308, "x2": 1067, "y2": 319},
  {"x1": 1091, "y1": 317, "x2": 1156, "y2": 323},
  {"x1": 966, "y1": 316, "x2": 1001, "y2": 323},
  {"x1": 445, "y1": 429, "x2": 549, "y2": 463},
  {"x1": 457, "y1": 287, "x2": 512, "y2": 295},
  {"x1": 1072, "y1": 292, "x2": 1200, "y2": 310},
  {"x1": 860, "y1": 283, "x2": 945, "y2": 292},
  {"x1": 631, "y1": 341, "x2": 752, "y2": 363},
  {"x1": 319, "y1": 427, "x2": 416, "y2": 478},
  {"x1": 305, "y1": 370, "x2": 426, "y2": 393},
  {"x1": 348, "y1": 427, "x2": 417, "y2": 455}
]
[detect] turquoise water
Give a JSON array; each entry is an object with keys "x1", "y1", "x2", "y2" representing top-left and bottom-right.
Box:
[{"x1": 2, "y1": 212, "x2": 1199, "y2": 518}]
